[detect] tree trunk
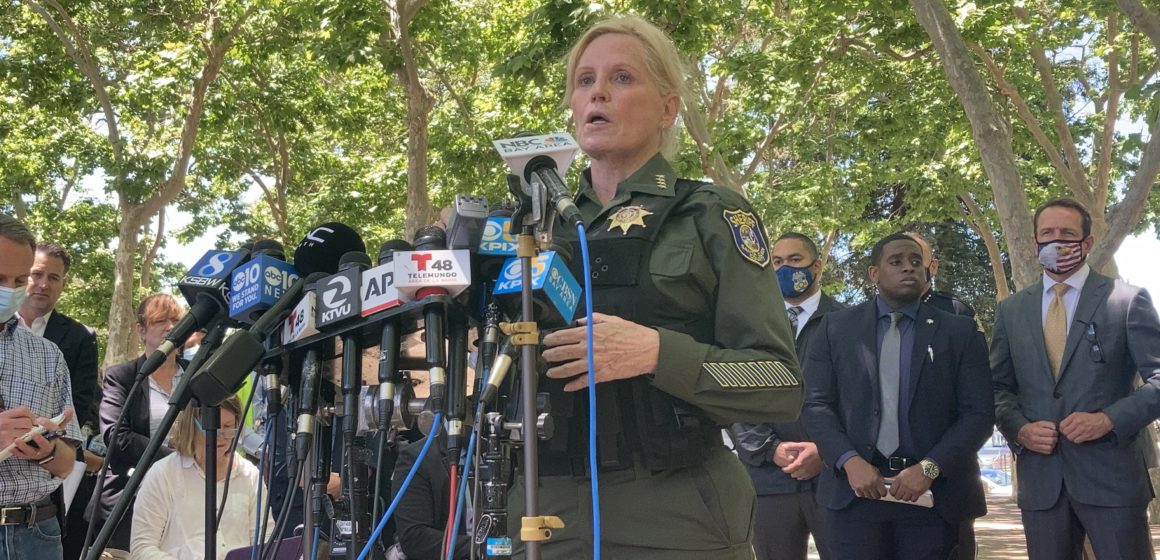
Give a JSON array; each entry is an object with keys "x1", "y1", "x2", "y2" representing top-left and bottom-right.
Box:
[
  {"x1": 389, "y1": 0, "x2": 436, "y2": 240},
  {"x1": 104, "y1": 214, "x2": 142, "y2": 369},
  {"x1": 910, "y1": 0, "x2": 1040, "y2": 291},
  {"x1": 958, "y1": 192, "x2": 1011, "y2": 301}
]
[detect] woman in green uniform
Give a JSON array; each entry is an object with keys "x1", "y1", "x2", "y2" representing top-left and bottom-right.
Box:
[{"x1": 511, "y1": 15, "x2": 804, "y2": 559}]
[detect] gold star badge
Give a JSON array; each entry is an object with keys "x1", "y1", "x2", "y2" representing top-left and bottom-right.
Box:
[{"x1": 607, "y1": 205, "x2": 653, "y2": 235}]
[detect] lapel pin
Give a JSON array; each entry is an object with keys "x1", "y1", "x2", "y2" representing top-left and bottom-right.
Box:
[{"x1": 926, "y1": 318, "x2": 934, "y2": 324}]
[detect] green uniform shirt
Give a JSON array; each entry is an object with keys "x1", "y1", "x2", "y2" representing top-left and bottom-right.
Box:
[{"x1": 573, "y1": 154, "x2": 802, "y2": 424}]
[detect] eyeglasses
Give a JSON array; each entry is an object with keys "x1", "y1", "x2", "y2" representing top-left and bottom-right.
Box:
[
  {"x1": 193, "y1": 418, "x2": 240, "y2": 439},
  {"x1": 1084, "y1": 322, "x2": 1104, "y2": 364}
]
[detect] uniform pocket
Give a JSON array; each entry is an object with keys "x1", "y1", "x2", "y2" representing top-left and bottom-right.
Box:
[{"x1": 649, "y1": 240, "x2": 694, "y2": 278}]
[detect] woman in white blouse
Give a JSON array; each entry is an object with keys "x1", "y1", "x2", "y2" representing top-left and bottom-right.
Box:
[{"x1": 130, "y1": 395, "x2": 270, "y2": 560}]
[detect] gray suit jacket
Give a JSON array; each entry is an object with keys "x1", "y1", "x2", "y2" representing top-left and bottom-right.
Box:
[{"x1": 991, "y1": 269, "x2": 1160, "y2": 510}]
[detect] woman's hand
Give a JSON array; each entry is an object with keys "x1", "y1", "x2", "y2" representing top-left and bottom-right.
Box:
[{"x1": 541, "y1": 313, "x2": 659, "y2": 391}]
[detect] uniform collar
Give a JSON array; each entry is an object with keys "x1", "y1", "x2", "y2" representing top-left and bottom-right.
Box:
[{"x1": 576, "y1": 153, "x2": 677, "y2": 208}]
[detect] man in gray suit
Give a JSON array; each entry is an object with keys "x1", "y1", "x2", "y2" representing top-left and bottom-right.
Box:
[{"x1": 991, "y1": 197, "x2": 1160, "y2": 559}]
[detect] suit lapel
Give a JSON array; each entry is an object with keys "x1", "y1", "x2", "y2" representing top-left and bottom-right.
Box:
[
  {"x1": 1057, "y1": 272, "x2": 1111, "y2": 381},
  {"x1": 42, "y1": 312, "x2": 65, "y2": 341},
  {"x1": 857, "y1": 302, "x2": 880, "y2": 393},
  {"x1": 907, "y1": 305, "x2": 938, "y2": 405}
]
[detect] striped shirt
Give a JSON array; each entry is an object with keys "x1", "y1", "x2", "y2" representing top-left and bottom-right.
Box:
[{"x1": 0, "y1": 316, "x2": 83, "y2": 505}]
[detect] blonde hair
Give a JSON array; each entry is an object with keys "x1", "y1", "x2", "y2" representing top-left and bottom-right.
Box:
[
  {"x1": 171, "y1": 394, "x2": 243, "y2": 458},
  {"x1": 563, "y1": 15, "x2": 693, "y2": 159}
]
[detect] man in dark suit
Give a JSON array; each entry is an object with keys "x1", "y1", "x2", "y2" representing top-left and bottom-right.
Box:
[
  {"x1": 802, "y1": 232, "x2": 993, "y2": 559},
  {"x1": 905, "y1": 232, "x2": 977, "y2": 320},
  {"x1": 18, "y1": 242, "x2": 102, "y2": 560},
  {"x1": 991, "y1": 197, "x2": 1160, "y2": 559},
  {"x1": 733, "y1": 232, "x2": 839, "y2": 560},
  {"x1": 905, "y1": 231, "x2": 980, "y2": 560},
  {"x1": 18, "y1": 242, "x2": 100, "y2": 429}
]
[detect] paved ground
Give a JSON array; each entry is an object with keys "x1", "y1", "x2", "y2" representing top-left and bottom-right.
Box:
[
  {"x1": 805, "y1": 495, "x2": 1160, "y2": 558},
  {"x1": 976, "y1": 496, "x2": 1160, "y2": 559}
]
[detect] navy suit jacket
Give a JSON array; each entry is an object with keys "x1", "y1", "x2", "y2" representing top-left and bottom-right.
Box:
[
  {"x1": 42, "y1": 311, "x2": 99, "y2": 429},
  {"x1": 89, "y1": 356, "x2": 174, "y2": 549},
  {"x1": 992, "y1": 270, "x2": 1160, "y2": 510},
  {"x1": 801, "y1": 301, "x2": 993, "y2": 524},
  {"x1": 734, "y1": 293, "x2": 844, "y2": 495}
]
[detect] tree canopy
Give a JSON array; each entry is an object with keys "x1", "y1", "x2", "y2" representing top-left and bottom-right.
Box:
[{"x1": 3, "y1": 0, "x2": 1158, "y2": 365}]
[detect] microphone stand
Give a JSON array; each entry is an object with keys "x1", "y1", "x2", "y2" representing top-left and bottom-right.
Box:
[
  {"x1": 202, "y1": 403, "x2": 221, "y2": 560},
  {"x1": 340, "y1": 329, "x2": 370, "y2": 560},
  {"x1": 84, "y1": 320, "x2": 230, "y2": 560}
]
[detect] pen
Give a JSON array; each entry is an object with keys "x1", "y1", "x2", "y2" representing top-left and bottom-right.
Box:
[{"x1": 927, "y1": 345, "x2": 934, "y2": 363}]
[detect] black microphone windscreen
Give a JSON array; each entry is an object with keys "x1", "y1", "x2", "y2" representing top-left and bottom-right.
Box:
[
  {"x1": 251, "y1": 239, "x2": 285, "y2": 259},
  {"x1": 339, "y1": 251, "x2": 373, "y2": 269},
  {"x1": 294, "y1": 222, "x2": 366, "y2": 276},
  {"x1": 413, "y1": 226, "x2": 447, "y2": 251},
  {"x1": 303, "y1": 271, "x2": 330, "y2": 291},
  {"x1": 378, "y1": 240, "x2": 413, "y2": 264}
]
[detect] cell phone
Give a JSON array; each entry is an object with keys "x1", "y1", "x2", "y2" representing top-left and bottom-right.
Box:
[{"x1": 0, "y1": 412, "x2": 68, "y2": 463}]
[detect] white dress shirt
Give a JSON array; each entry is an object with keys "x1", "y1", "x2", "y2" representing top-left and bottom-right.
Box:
[
  {"x1": 17, "y1": 310, "x2": 52, "y2": 337},
  {"x1": 131, "y1": 453, "x2": 270, "y2": 560},
  {"x1": 148, "y1": 367, "x2": 184, "y2": 439},
  {"x1": 1042, "y1": 264, "x2": 1091, "y2": 335},
  {"x1": 786, "y1": 290, "x2": 822, "y2": 338}
]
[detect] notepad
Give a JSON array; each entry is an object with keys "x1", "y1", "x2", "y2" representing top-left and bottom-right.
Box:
[{"x1": 880, "y1": 479, "x2": 934, "y2": 508}]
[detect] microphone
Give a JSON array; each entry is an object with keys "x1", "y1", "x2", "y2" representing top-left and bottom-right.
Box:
[
  {"x1": 294, "y1": 273, "x2": 333, "y2": 464},
  {"x1": 479, "y1": 335, "x2": 518, "y2": 409},
  {"x1": 478, "y1": 208, "x2": 518, "y2": 257},
  {"x1": 229, "y1": 240, "x2": 300, "y2": 324},
  {"x1": 392, "y1": 233, "x2": 472, "y2": 300},
  {"x1": 294, "y1": 222, "x2": 366, "y2": 276},
  {"x1": 444, "y1": 194, "x2": 489, "y2": 250},
  {"x1": 189, "y1": 224, "x2": 365, "y2": 406},
  {"x1": 360, "y1": 240, "x2": 413, "y2": 317},
  {"x1": 371, "y1": 240, "x2": 413, "y2": 430},
  {"x1": 492, "y1": 242, "x2": 582, "y2": 328},
  {"x1": 412, "y1": 226, "x2": 451, "y2": 413},
  {"x1": 493, "y1": 132, "x2": 583, "y2": 227},
  {"x1": 316, "y1": 252, "x2": 371, "y2": 329},
  {"x1": 140, "y1": 248, "x2": 248, "y2": 375}
]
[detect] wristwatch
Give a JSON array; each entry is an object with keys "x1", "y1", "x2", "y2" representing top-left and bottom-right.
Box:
[{"x1": 919, "y1": 458, "x2": 941, "y2": 480}]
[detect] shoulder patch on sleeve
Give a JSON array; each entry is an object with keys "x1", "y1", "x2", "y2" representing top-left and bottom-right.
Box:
[
  {"x1": 722, "y1": 209, "x2": 771, "y2": 268},
  {"x1": 704, "y1": 361, "x2": 799, "y2": 388}
]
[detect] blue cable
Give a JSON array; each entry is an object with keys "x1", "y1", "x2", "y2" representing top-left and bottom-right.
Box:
[
  {"x1": 577, "y1": 224, "x2": 601, "y2": 559},
  {"x1": 444, "y1": 412, "x2": 480, "y2": 560},
  {"x1": 311, "y1": 527, "x2": 320, "y2": 560},
  {"x1": 357, "y1": 415, "x2": 444, "y2": 560},
  {"x1": 251, "y1": 425, "x2": 272, "y2": 560}
]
